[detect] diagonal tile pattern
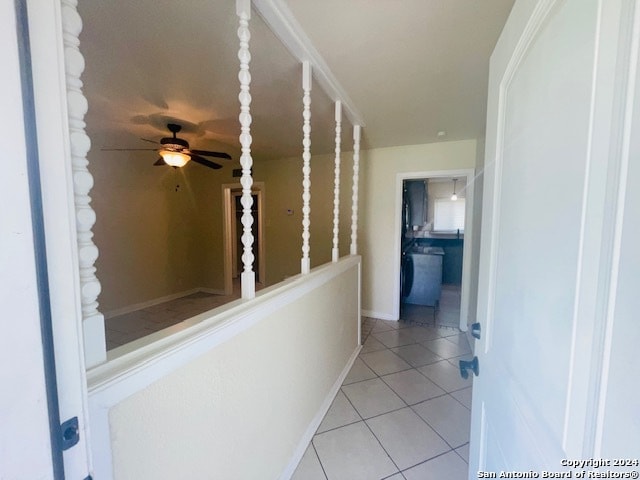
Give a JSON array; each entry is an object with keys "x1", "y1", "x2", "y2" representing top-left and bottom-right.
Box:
[
  {"x1": 104, "y1": 290, "x2": 242, "y2": 349},
  {"x1": 292, "y1": 316, "x2": 474, "y2": 480},
  {"x1": 104, "y1": 280, "x2": 266, "y2": 350}
]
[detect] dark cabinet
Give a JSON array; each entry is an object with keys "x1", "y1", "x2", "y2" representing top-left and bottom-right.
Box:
[{"x1": 404, "y1": 180, "x2": 427, "y2": 228}]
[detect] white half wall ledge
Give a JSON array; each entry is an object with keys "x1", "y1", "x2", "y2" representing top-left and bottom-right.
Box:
[
  {"x1": 87, "y1": 255, "x2": 361, "y2": 479},
  {"x1": 87, "y1": 255, "x2": 361, "y2": 395},
  {"x1": 251, "y1": 0, "x2": 365, "y2": 127}
]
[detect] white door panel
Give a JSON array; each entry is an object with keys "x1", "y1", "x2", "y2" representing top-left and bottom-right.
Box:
[
  {"x1": 471, "y1": 0, "x2": 639, "y2": 475},
  {"x1": 597, "y1": 15, "x2": 640, "y2": 456},
  {"x1": 490, "y1": 0, "x2": 596, "y2": 441}
]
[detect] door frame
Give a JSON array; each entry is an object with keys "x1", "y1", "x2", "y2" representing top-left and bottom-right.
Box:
[
  {"x1": 392, "y1": 168, "x2": 475, "y2": 331},
  {"x1": 16, "y1": 0, "x2": 96, "y2": 476},
  {"x1": 222, "y1": 182, "x2": 266, "y2": 295}
]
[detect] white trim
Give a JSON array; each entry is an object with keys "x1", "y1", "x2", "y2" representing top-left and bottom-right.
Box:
[
  {"x1": 331, "y1": 100, "x2": 342, "y2": 263},
  {"x1": 300, "y1": 61, "x2": 312, "y2": 274},
  {"x1": 102, "y1": 288, "x2": 225, "y2": 319},
  {"x1": 58, "y1": 0, "x2": 106, "y2": 368},
  {"x1": 26, "y1": 0, "x2": 95, "y2": 475},
  {"x1": 252, "y1": 0, "x2": 365, "y2": 127},
  {"x1": 361, "y1": 309, "x2": 398, "y2": 321},
  {"x1": 89, "y1": 257, "x2": 360, "y2": 390},
  {"x1": 391, "y1": 168, "x2": 475, "y2": 331},
  {"x1": 199, "y1": 287, "x2": 227, "y2": 296},
  {"x1": 237, "y1": 0, "x2": 256, "y2": 300},
  {"x1": 87, "y1": 256, "x2": 360, "y2": 478},
  {"x1": 594, "y1": 0, "x2": 640, "y2": 455},
  {"x1": 222, "y1": 182, "x2": 266, "y2": 295},
  {"x1": 223, "y1": 186, "x2": 234, "y2": 294},
  {"x1": 279, "y1": 345, "x2": 361, "y2": 480},
  {"x1": 350, "y1": 125, "x2": 362, "y2": 255},
  {"x1": 357, "y1": 259, "x2": 362, "y2": 346}
]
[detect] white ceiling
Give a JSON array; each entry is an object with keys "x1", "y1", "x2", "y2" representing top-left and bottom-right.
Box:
[{"x1": 78, "y1": 0, "x2": 514, "y2": 165}]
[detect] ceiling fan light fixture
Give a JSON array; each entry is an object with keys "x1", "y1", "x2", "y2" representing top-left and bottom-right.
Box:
[{"x1": 160, "y1": 150, "x2": 190, "y2": 167}]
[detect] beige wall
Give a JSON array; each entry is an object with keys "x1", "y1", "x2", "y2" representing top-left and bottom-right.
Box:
[
  {"x1": 359, "y1": 140, "x2": 477, "y2": 318},
  {"x1": 253, "y1": 152, "x2": 354, "y2": 286},
  {"x1": 90, "y1": 139, "x2": 478, "y2": 320},
  {"x1": 107, "y1": 261, "x2": 360, "y2": 479},
  {"x1": 90, "y1": 152, "x2": 227, "y2": 313},
  {"x1": 90, "y1": 145, "x2": 352, "y2": 313}
]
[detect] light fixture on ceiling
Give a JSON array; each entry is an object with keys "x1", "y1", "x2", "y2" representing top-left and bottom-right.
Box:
[
  {"x1": 451, "y1": 178, "x2": 458, "y2": 201},
  {"x1": 160, "y1": 149, "x2": 190, "y2": 168}
]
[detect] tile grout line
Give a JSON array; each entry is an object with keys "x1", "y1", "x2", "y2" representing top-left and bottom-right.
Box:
[
  {"x1": 313, "y1": 316, "x2": 472, "y2": 479},
  {"x1": 359, "y1": 319, "x2": 471, "y2": 473},
  {"x1": 309, "y1": 440, "x2": 329, "y2": 480},
  {"x1": 406, "y1": 397, "x2": 469, "y2": 452},
  {"x1": 338, "y1": 378, "x2": 404, "y2": 478},
  {"x1": 452, "y1": 441, "x2": 470, "y2": 465},
  {"x1": 371, "y1": 318, "x2": 473, "y2": 463}
]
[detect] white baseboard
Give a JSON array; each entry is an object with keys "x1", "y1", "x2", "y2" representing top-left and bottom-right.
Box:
[
  {"x1": 361, "y1": 309, "x2": 398, "y2": 321},
  {"x1": 103, "y1": 287, "x2": 225, "y2": 319},
  {"x1": 198, "y1": 287, "x2": 226, "y2": 296},
  {"x1": 279, "y1": 345, "x2": 362, "y2": 480}
]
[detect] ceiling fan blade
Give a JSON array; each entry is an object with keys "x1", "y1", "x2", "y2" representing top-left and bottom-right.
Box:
[
  {"x1": 153, "y1": 158, "x2": 166, "y2": 166},
  {"x1": 190, "y1": 149, "x2": 232, "y2": 160},
  {"x1": 140, "y1": 137, "x2": 160, "y2": 145},
  {"x1": 101, "y1": 148, "x2": 158, "y2": 151},
  {"x1": 189, "y1": 154, "x2": 222, "y2": 170}
]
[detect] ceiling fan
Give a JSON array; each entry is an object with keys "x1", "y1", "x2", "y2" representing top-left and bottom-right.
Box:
[{"x1": 102, "y1": 123, "x2": 231, "y2": 170}]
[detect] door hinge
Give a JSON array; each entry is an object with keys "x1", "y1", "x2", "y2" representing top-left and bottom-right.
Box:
[
  {"x1": 60, "y1": 416, "x2": 79, "y2": 451},
  {"x1": 471, "y1": 322, "x2": 481, "y2": 339}
]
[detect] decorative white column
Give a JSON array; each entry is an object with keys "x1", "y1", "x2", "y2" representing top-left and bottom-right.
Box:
[
  {"x1": 62, "y1": 0, "x2": 106, "y2": 366},
  {"x1": 237, "y1": 0, "x2": 255, "y2": 299},
  {"x1": 301, "y1": 61, "x2": 312, "y2": 274},
  {"x1": 350, "y1": 125, "x2": 361, "y2": 255},
  {"x1": 331, "y1": 101, "x2": 342, "y2": 262}
]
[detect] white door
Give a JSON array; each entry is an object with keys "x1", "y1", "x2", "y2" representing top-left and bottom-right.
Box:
[
  {"x1": 2, "y1": 2, "x2": 55, "y2": 477},
  {"x1": 470, "y1": 0, "x2": 640, "y2": 474}
]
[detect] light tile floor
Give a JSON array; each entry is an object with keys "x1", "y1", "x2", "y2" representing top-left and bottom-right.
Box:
[
  {"x1": 401, "y1": 283, "x2": 461, "y2": 328},
  {"x1": 104, "y1": 279, "x2": 263, "y2": 350},
  {"x1": 104, "y1": 291, "x2": 240, "y2": 349},
  {"x1": 292, "y1": 317, "x2": 473, "y2": 480}
]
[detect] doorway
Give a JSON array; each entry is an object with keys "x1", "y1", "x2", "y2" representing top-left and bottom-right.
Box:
[
  {"x1": 223, "y1": 183, "x2": 265, "y2": 295},
  {"x1": 393, "y1": 169, "x2": 475, "y2": 331}
]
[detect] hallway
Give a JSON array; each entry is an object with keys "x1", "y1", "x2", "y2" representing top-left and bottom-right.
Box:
[{"x1": 292, "y1": 317, "x2": 473, "y2": 480}]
